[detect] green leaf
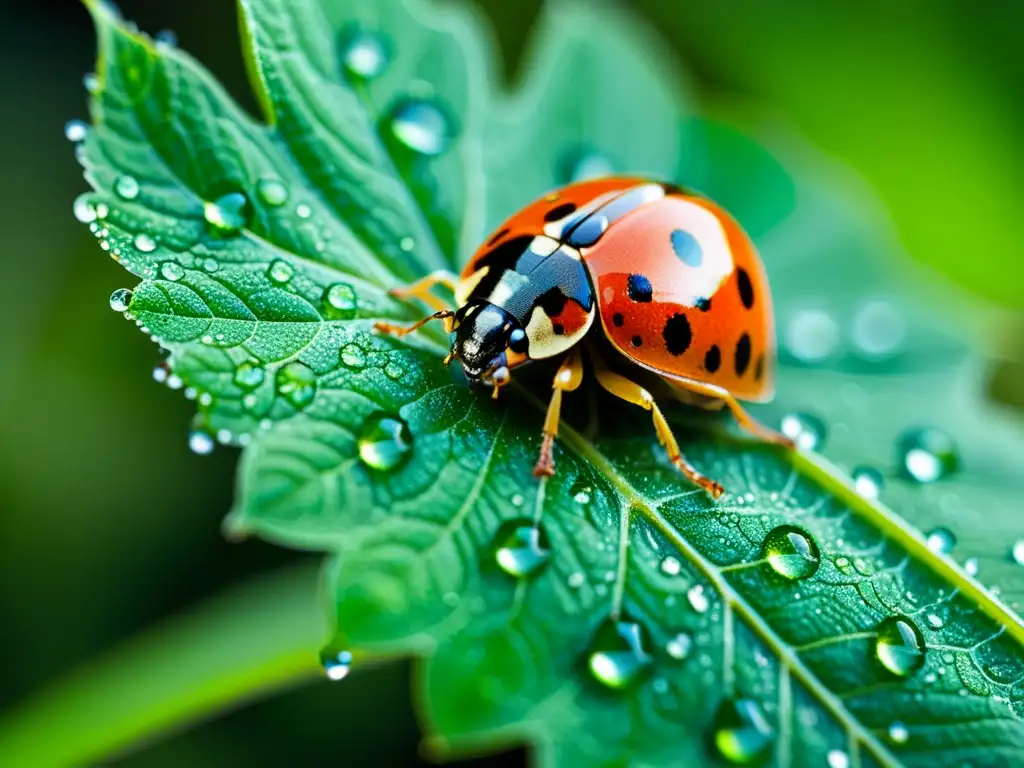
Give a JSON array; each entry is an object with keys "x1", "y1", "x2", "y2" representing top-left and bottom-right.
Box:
[{"x1": 75, "y1": 0, "x2": 1024, "y2": 766}]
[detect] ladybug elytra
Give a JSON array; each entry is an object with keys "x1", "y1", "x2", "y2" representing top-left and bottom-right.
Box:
[{"x1": 374, "y1": 178, "x2": 793, "y2": 497}]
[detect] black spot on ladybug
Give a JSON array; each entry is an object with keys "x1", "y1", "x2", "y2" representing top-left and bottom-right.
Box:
[
  {"x1": 670, "y1": 229, "x2": 703, "y2": 267},
  {"x1": 695, "y1": 297, "x2": 711, "y2": 312},
  {"x1": 544, "y1": 202, "x2": 577, "y2": 222},
  {"x1": 754, "y1": 353, "x2": 765, "y2": 381},
  {"x1": 487, "y1": 227, "x2": 509, "y2": 246},
  {"x1": 553, "y1": 323, "x2": 565, "y2": 336},
  {"x1": 663, "y1": 313, "x2": 692, "y2": 356},
  {"x1": 631, "y1": 335, "x2": 643, "y2": 348},
  {"x1": 612, "y1": 313, "x2": 624, "y2": 327},
  {"x1": 737, "y1": 268, "x2": 755, "y2": 309},
  {"x1": 566, "y1": 214, "x2": 609, "y2": 248},
  {"x1": 627, "y1": 274, "x2": 653, "y2": 303},
  {"x1": 735, "y1": 333, "x2": 752, "y2": 376},
  {"x1": 704, "y1": 345, "x2": 721, "y2": 373},
  {"x1": 537, "y1": 287, "x2": 569, "y2": 317}
]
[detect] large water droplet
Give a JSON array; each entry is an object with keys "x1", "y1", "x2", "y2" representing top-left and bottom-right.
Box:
[
  {"x1": 784, "y1": 308, "x2": 840, "y2": 364},
  {"x1": 64, "y1": 119, "x2": 88, "y2": 143},
  {"x1": 898, "y1": 427, "x2": 959, "y2": 483},
  {"x1": 339, "y1": 28, "x2": 390, "y2": 80},
  {"x1": 134, "y1": 233, "x2": 157, "y2": 253},
  {"x1": 358, "y1": 413, "x2": 413, "y2": 471},
  {"x1": 710, "y1": 698, "x2": 774, "y2": 764},
  {"x1": 925, "y1": 527, "x2": 956, "y2": 554},
  {"x1": 492, "y1": 520, "x2": 551, "y2": 578},
  {"x1": 275, "y1": 362, "x2": 316, "y2": 410},
  {"x1": 267, "y1": 259, "x2": 294, "y2": 284},
  {"x1": 319, "y1": 648, "x2": 353, "y2": 681},
  {"x1": 888, "y1": 721, "x2": 909, "y2": 744},
  {"x1": 73, "y1": 195, "x2": 97, "y2": 223},
  {"x1": 160, "y1": 262, "x2": 184, "y2": 281},
  {"x1": 188, "y1": 429, "x2": 215, "y2": 455},
  {"x1": 109, "y1": 288, "x2": 132, "y2": 313},
  {"x1": 586, "y1": 618, "x2": 652, "y2": 690},
  {"x1": 114, "y1": 175, "x2": 140, "y2": 200},
  {"x1": 851, "y1": 466, "x2": 884, "y2": 499},
  {"x1": 389, "y1": 98, "x2": 454, "y2": 156},
  {"x1": 323, "y1": 283, "x2": 358, "y2": 320},
  {"x1": 1012, "y1": 540, "x2": 1024, "y2": 566},
  {"x1": 234, "y1": 361, "x2": 266, "y2": 391},
  {"x1": 204, "y1": 191, "x2": 252, "y2": 237},
  {"x1": 762, "y1": 525, "x2": 820, "y2": 581},
  {"x1": 875, "y1": 616, "x2": 926, "y2": 677},
  {"x1": 340, "y1": 344, "x2": 367, "y2": 369},
  {"x1": 780, "y1": 412, "x2": 826, "y2": 451},
  {"x1": 256, "y1": 178, "x2": 289, "y2": 208},
  {"x1": 852, "y1": 300, "x2": 905, "y2": 360}
]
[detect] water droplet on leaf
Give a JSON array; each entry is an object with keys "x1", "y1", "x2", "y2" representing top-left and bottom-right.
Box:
[
  {"x1": 188, "y1": 429, "x2": 215, "y2": 455},
  {"x1": 160, "y1": 262, "x2": 184, "y2": 281},
  {"x1": 234, "y1": 362, "x2": 265, "y2": 391},
  {"x1": 852, "y1": 300, "x2": 905, "y2": 360},
  {"x1": 323, "y1": 283, "x2": 358, "y2": 320},
  {"x1": 780, "y1": 412, "x2": 826, "y2": 451},
  {"x1": 710, "y1": 698, "x2": 773, "y2": 764},
  {"x1": 785, "y1": 308, "x2": 840, "y2": 363},
  {"x1": 358, "y1": 413, "x2": 413, "y2": 471},
  {"x1": 826, "y1": 749, "x2": 850, "y2": 768},
  {"x1": 586, "y1": 618, "x2": 652, "y2": 690},
  {"x1": 687, "y1": 584, "x2": 709, "y2": 613},
  {"x1": 925, "y1": 527, "x2": 956, "y2": 554},
  {"x1": 83, "y1": 73, "x2": 99, "y2": 93},
  {"x1": 114, "y1": 175, "x2": 140, "y2": 200},
  {"x1": 109, "y1": 288, "x2": 132, "y2": 313},
  {"x1": 296, "y1": 203, "x2": 312, "y2": 219},
  {"x1": 134, "y1": 233, "x2": 156, "y2": 252},
  {"x1": 492, "y1": 521, "x2": 551, "y2": 578},
  {"x1": 204, "y1": 191, "x2": 252, "y2": 236},
  {"x1": 319, "y1": 648, "x2": 353, "y2": 681},
  {"x1": 851, "y1": 466, "x2": 884, "y2": 499},
  {"x1": 875, "y1": 616, "x2": 926, "y2": 677},
  {"x1": 256, "y1": 178, "x2": 289, "y2": 207},
  {"x1": 888, "y1": 721, "x2": 909, "y2": 744},
  {"x1": 898, "y1": 427, "x2": 959, "y2": 483},
  {"x1": 660, "y1": 556, "x2": 682, "y2": 576},
  {"x1": 964, "y1": 557, "x2": 979, "y2": 577},
  {"x1": 340, "y1": 344, "x2": 366, "y2": 369},
  {"x1": 64, "y1": 119, "x2": 88, "y2": 143},
  {"x1": 666, "y1": 633, "x2": 692, "y2": 660},
  {"x1": 275, "y1": 361, "x2": 316, "y2": 409},
  {"x1": 73, "y1": 195, "x2": 97, "y2": 223},
  {"x1": 389, "y1": 98, "x2": 454, "y2": 156},
  {"x1": 267, "y1": 259, "x2": 294, "y2": 284},
  {"x1": 762, "y1": 525, "x2": 820, "y2": 580},
  {"x1": 1012, "y1": 540, "x2": 1024, "y2": 566},
  {"x1": 339, "y1": 29, "x2": 390, "y2": 80}
]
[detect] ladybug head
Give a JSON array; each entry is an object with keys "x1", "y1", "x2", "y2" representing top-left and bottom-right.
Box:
[{"x1": 449, "y1": 301, "x2": 529, "y2": 394}]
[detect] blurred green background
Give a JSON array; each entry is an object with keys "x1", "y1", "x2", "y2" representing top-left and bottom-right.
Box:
[{"x1": 1, "y1": 0, "x2": 1020, "y2": 765}]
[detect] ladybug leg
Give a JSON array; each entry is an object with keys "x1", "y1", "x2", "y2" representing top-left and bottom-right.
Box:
[
  {"x1": 532, "y1": 347, "x2": 585, "y2": 478},
  {"x1": 374, "y1": 309, "x2": 455, "y2": 337},
  {"x1": 669, "y1": 378, "x2": 796, "y2": 449},
  {"x1": 388, "y1": 270, "x2": 458, "y2": 313},
  {"x1": 590, "y1": 357, "x2": 725, "y2": 499}
]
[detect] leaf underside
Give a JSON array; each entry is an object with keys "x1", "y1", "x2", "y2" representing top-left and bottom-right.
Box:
[{"x1": 77, "y1": 0, "x2": 1024, "y2": 766}]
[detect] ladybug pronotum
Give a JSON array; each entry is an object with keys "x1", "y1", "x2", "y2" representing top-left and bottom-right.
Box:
[{"x1": 374, "y1": 178, "x2": 794, "y2": 498}]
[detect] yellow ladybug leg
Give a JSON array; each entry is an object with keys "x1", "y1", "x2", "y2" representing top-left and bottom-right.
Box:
[
  {"x1": 389, "y1": 270, "x2": 459, "y2": 313},
  {"x1": 532, "y1": 348, "x2": 585, "y2": 477},
  {"x1": 374, "y1": 309, "x2": 455, "y2": 338},
  {"x1": 590, "y1": 359, "x2": 725, "y2": 499},
  {"x1": 669, "y1": 378, "x2": 795, "y2": 449}
]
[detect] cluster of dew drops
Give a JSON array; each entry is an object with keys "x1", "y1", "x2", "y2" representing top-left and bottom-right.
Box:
[
  {"x1": 69, "y1": 25, "x2": 1024, "y2": 761},
  {"x1": 67, "y1": 26, "x2": 463, "y2": 462}
]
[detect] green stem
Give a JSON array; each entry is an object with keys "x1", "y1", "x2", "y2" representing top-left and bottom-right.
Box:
[{"x1": 0, "y1": 563, "x2": 326, "y2": 768}]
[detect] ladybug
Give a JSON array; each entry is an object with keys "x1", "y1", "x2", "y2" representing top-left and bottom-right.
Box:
[{"x1": 374, "y1": 178, "x2": 793, "y2": 497}]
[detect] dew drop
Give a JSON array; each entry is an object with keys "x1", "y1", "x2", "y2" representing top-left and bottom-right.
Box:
[
  {"x1": 492, "y1": 520, "x2": 551, "y2": 578},
  {"x1": 358, "y1": 413, "x2": 413, "y2": 471},
  {"x1": 762, "y1": 525, "x2": 820, "y2": 581},
  {"x1": 875, "y1": 616, "x2": 926, "y2": 677},
  {"x1": 134, "y1": 233, "x2": 157, "y2": 253},
  {"x1": 852, "y1": 300, "x2": 905, "y2": 360},
  {"x1": 389, "y1": 98, "x2": 454, "y2": 156},
  {"x1": 202, "y1": 258, "x2": 219, "y2": 273},
  {"x1": 114, "y1": 175, "x2": 140, "y2": 200},
  {"x1": 160, "y1": 262, "x2": 184, "y2": 281},
  {"x1": 73, "y1": 195, "x2": 97, "y2": 223},
  {"x1": 826, "y1": 749, "x2": 850, "y2": 768},
  {"x1": 784, "y1": 308, "x2": 840, "y2": 363},
  {"x1": 851, "y1": 466, "x2": 884, "y2": 499},
  {"x1": 204, "y1": 191, "x2": 252, "y2": 237},
  {"x1": 666, "y1": 633, "x2": 693, "y2": 660},
  {"x1": 152, "y1": 361, "x2": 170, "y2": 384},
  {"x1": 780, "y1": 412, "x2": 826, "y2": 451},
  {"x1": 1012, "y1": 540, "x2": 1024, "y2": 566},
  {"x1": 964, "y1": 557, "x2": 980, "y2": 577},
  {"x1": 188, "y1": 429, "x2": 215, "y2": 455},
  {"x1": 710, "y1": 698, "x2": 774, "y2": 764},
  {"x1": 275, "y1": 361, "x2": 317, "y2": 410},
  {"x1": 925, "y1": 527, "x2": 956, "y2": 554},
  {"x1": 83, "y1": 73, "x2": 100, "y2": 93},
  {"x1": 234, "y1": 361, "x2": 265, "y2": 391},
  {"x1": 319, "y1": 648, "x2": 353, "y2": 681},
  {"x1": 339, "y1": 29, "x2": 390, "y2": 80},
  {"x1": 256, "y1": 178, "x2": 289, "y2": 208},
  {"x1": 340, "y1": 344, "x2": 367, "y2": 369},
  {"x1": 888, "y1": 721, "x2": 909, "y2": 744},
  {"x1": 64, "y1": 119, "x2": 88, "y2": 143},
  {"x1": 296, "y1": 203, "x2": 312, "y2": 219},
  {"x1": 687, "y1": 584, "x2": 709, "y2": 613},
  {"x1": 660, "y1": 556, "x2": 682, "y2": 576},
  {"x1": 267, "y1": 259, "x2": 295, "y2": 284},
  {"x1": 568, "y1": 572, "x2": 585, "y2": 589},
  {"x1": 586, "y1": 618, "x2": 653, "y2": 690},
  {"x1": 108, "y1": 288, "x2": 132, "y2": 313},
  {"x1": 323, "y1": 283, "x2": 358, "y2": 320},
  {"x1": 399, "y1": 236, "x2": 415, "y2": 252},
  {"x1": 898, "y1": 427, "x2": 959, "y2": 483},
  {"x1": 926, "y1": 613, "x2": 944, "y2": 629}
]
